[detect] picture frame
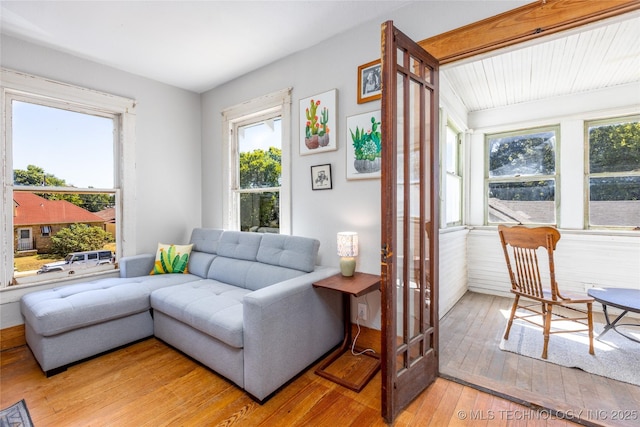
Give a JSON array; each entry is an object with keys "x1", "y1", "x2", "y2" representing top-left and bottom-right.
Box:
[
  {"x1": 346, "y1": 110, "x2": 381, "y2": 180},
  {"x1": 357, "y1": 59, "x2": 381, "y2": 104},
  {"x1": 311, "y1": 164, "x2": 332, "y2": 190},
  {"x1": 300, "y1": 89, "x2": 337, "y2": 155}
]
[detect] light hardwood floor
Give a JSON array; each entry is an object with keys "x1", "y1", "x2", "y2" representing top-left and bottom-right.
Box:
[
  {"x1": 1, "y1": 326, "x2": 580, "y2": 426},
  {"x1": 440, "y1": 292, "x2": 640, "y2": 427}
]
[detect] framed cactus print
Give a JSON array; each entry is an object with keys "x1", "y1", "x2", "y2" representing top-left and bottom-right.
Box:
[
  {"x1": 357, "y1": 59, "x2": 381, "y2": 104},
  {"x1": 300, "y1": 89, "x2": 337, "y2": 155},
  {"x1": 346, "y1": 110, "x2": 381, "y2": 180}
]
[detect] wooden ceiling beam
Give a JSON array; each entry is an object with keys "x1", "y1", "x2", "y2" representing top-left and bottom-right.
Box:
[{"x1": 419, "y1": 0, "x2": 640, "y2": 64}]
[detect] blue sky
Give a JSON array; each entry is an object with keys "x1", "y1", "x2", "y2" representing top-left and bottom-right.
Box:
[
  {"x1": 13, "y1": 101, "x2": 281, "y2": 188},
  {"x1": 238, "y1": 118, "x2": 281, "y2": 153},
  {"x1": 12, "y1": 101, "x2": 114, "y2": 188}
]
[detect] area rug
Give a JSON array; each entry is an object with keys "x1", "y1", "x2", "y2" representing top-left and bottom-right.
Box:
[
  {"x1": 500, "y1": 320, "x2": 640, "y2": 387},
  {"x1": 0, "y1": 399, "x2": 34, "y2": 427}
]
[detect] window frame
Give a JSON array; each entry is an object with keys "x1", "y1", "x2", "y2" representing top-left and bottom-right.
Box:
[
  {"x1": 443, "y1": 119, "x2": 464, "y2": 227},
  {"x1": 485, "y1": 124, "x2": 560, "y2": 226},
  {"x1": 1, "y1": 68, "x2": 136, "y2": 288},
  {"x1": 222, "y1": 89, "x2": 291, "y2": 234},
  {"x1": 584, "y1": 114, "x2": 640, "y2": 230}
]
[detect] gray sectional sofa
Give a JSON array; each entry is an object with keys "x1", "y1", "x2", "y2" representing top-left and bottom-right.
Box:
[{"x1": 21, "y1": 228, "x2": 342, "y2": 401}]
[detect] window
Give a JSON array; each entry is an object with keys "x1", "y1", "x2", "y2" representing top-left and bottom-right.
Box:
[
  {"x1": 444, "y1": 121, "x2": 462, "y2": 226},
  {"x1": 222, "y1": 89, "x2": 291, "y2": 233},
  {"x1": 1, "y1": 69, "x2": 135, "y2": 288},
  {"x1": 41, "y1": 226, "x2": 52, "y2": 237},
  {"x1": 486, "y1": 126, "x2": 558, "y2": 225},
  {"x1": 586, "y1": 115, "x2": 640, "y2": 228}
]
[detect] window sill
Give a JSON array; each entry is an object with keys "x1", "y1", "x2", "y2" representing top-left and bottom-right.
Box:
[{"x1": 0, "y1": 269, "x2": 121, "y2": 304}]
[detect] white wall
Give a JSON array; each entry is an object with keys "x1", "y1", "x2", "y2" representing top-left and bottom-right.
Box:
[
  {"x1": 0, "y1": 35, "x2": 203, "y2": 326},
  {"x1": 200, "y1": 1, "x2": 524, "y2": 328}
]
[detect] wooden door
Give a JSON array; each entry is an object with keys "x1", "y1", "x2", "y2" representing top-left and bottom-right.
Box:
[{"x1": 380, "y1": 21, "x2": 440, "y2": 423}]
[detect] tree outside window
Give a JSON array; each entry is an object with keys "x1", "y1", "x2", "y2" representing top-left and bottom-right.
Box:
[
  {"x1": 486, "y1": 126, "x2": 558, "y2": 225},
  {"x1": 587, "y1": 116, "x2": 640, "y2": 228}
]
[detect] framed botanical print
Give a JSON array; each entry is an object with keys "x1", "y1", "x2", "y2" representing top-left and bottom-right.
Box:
[
  {"x1": 346, "y1": 110, "x2": 381, "y2": 180},
  {"x1": 300, "y1": 89, "x2": 337, "y2": 155}
]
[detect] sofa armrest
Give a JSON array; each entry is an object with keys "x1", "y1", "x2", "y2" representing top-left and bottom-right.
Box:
[
  {"x1": 242, "y1": 266, "x2": 342, "y2": 401},
  {"x1": 119, "y1": 254, "x2": 155, "y2": 278}
]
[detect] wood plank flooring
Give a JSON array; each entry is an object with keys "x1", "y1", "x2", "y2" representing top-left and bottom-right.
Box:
[
  {"x1": 440, "y1": 292, "x2": 640, "y2": 427},
  {"x1": 2, "y1": 330, "x2": 580, "y2": 426}
]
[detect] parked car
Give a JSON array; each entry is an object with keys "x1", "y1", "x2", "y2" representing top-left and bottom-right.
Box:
[{"x1": 38, "y1": 250, "x2": 114, "y2": 274}]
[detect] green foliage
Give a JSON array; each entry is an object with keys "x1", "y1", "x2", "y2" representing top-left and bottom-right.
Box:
[
  {"x1": 50, "y1": 223, "x2": 114, "y2": 257},
  {"x1": 14, "y1": 164, "x2": 67, "y2": 187},
  {"x1": 351, "y1": 116, "x2": 382, "y2": 160},
  {"x1": 78, "y1": 192, "x2": 115, "y2": 212},
  {"x1": 489, "y1": 132, "x2": 555, "y2": 177},
  {"x1": 239, "y1": 147, "x2": 281, "y2": 189},
  {"x1": 589, "y1": 121, "x2": 640, "y2": 173},
  {"x1": 238, "y1": 147, "x2": 281, "y2": 230},
  {"x1": 14, "y1": 165, "x2": 113, "y2": 211}
]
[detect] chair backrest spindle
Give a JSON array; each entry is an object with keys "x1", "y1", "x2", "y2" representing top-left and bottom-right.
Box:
[{"x1": 498, "y1": 225, "x2": 561, "y2": 301}]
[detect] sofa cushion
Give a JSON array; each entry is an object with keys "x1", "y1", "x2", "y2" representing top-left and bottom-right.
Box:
[
  {"x1": 150, "y1": 243, "x2": 193, "y2": 274},
  {"x1": 216, "y1": 231, "x2": 262, "y2": 261},
  {"x1": 151, "y1": 280, "x2": 249, "y2": 348},
  {"x1": 187, "y1": 251, "x2": 216, "y2": 278},
  {"x1": 21, "y1": 274, "x2": 198, "y2": 336},
  {"x1": 207, "y1": 257, "x2": 305, "y2": 291},
  {"x1": 257, "y1": 233, "x2": 319, "y2": 273},
  {"x1": 190, "y1": 228, "x2": 224, "y2": 253}
]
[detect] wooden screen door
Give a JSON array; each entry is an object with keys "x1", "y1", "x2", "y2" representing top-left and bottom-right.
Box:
[{"x1": 380, "y1": 21, "x2": 439, "y2": 423}]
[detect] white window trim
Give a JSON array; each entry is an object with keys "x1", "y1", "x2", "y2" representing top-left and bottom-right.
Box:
[
  {"x1": 484, "y1": 124, "x2": 561, "y2": 226},
  {"x1": 440, "y1": 109, "x2": 465, "y2": 228},
  {"x1": 221, "y1": 88, "x2": 292, "y2": 234},
  {"x1": 1, "y1": 68, "x2": 136, "y2": 289}
]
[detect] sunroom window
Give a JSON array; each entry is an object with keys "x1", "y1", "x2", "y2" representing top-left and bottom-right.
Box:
[
  {"x1": 486, "y1": 126, "x2": 558, "y2": 225},
  {"x1": 586, "y1": 115, "x2": 640, "y2": 228}
]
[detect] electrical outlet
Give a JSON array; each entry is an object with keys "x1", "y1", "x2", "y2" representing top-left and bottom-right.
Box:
[
  {"x1": 583, "y1": 283, "x2": 598, "y2": 292},
  {"x1": 358, "y1": 303, "x2": 367, "y2": 321}
]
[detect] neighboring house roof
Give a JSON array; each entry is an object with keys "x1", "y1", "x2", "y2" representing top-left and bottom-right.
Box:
[
  {"x1": 13, "y1": 192, "x2": 105, "y2": 226},
  {"x1": 94, "y1": 207, "x2": 116, "y2": 223}
]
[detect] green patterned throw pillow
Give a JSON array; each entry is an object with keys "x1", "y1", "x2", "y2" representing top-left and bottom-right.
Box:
[{"x1": 150, "y1": 243, "x2": 193, "y2": 275}]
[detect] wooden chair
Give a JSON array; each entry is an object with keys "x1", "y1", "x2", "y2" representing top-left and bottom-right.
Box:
[{"x1": 498, "y1": 225, "x2": 594, "y2": 359}]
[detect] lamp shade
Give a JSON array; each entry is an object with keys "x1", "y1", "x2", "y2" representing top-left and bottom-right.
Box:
[{"x1": 337, "y1": 232, "x2": 358, "y2": 257}]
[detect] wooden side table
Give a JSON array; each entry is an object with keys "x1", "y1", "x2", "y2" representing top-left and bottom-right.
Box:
[{"x1": 312, "y1": 272, "x2": 381, "y2": 392}]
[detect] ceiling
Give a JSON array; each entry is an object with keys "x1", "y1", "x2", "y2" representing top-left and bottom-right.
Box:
[
  {"x1": 1, "y1": 2, "x2": 638, "y2": 109},
  {"x1": 0, "y1": 1, "x2": 411, "y2": 93},
  {"x1": 442, "y1": 11, "x2": 640, "y2": 112}
]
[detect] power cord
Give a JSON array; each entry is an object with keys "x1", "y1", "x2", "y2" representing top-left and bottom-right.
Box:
[{"x1": 351, "y1": 296, "x2": 376, "y2": 357}]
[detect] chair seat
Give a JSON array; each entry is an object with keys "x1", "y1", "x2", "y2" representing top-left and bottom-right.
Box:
[{"x1": 511, "y1": 289, "x2": 595, "y2": 305}]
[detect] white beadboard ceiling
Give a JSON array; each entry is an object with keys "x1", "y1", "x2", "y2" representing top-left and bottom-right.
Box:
[{"x1": 442, "y1": 12, "x2": 640, "y2": 112}]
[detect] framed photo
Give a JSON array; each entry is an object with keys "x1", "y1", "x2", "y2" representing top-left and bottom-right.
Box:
[
  {"x1": 300, "y1": 89, "x2": 337, "y2": 155},
  {"x1": 311, "y1": 164, "x2": 332, "y2": 190},
  {"x1": 357, "y1": 59, "x2": 381, "y2": 104},
  {"x1": 346, "y1": 110, "x2": 381, "y2": 180}
]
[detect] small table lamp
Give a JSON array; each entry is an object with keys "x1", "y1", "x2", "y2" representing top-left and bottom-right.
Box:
[{"x1": 337, "y1": 232, "x2": 358, "y2": 277}]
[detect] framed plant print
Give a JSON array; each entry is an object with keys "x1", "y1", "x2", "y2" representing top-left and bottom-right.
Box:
[
  {"x1": 346, "y1": 110, "x2": 381, "y2": 180},
  {"x1": 300, "y1": 89, "x2": 337, "y2": 155},
  {"x1": 311, "y1": 164, "x2": 332, "y2": 190},
  {"x1": 357, "y1": 59, "x2": 381, "y2": 104}
]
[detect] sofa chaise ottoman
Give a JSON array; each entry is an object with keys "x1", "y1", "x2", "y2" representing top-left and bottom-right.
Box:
[{"x1": 21, "y1": 229, "x2": 342, "y2": 401}]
